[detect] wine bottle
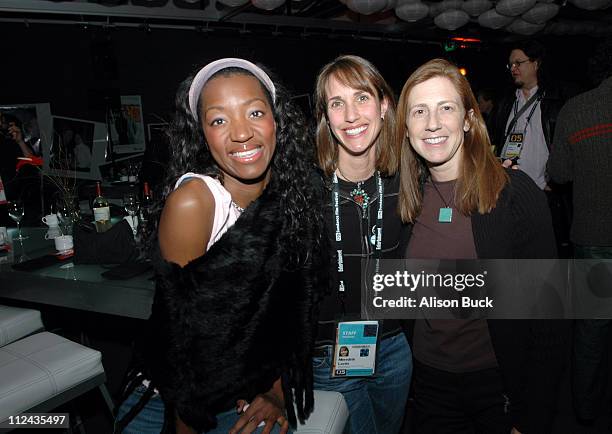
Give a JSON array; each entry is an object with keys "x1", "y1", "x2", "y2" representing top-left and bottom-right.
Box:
[
  {"x1": 140, "y1": 182, "x2": 153, "y2": 224},
  {"x1": 0, "y1": 178, "x2": 9, "y2": 246},
  {"x1": 92, "y1": 181, "x2": 111, "y2": 233},
  {"x1": 0, "y1": 177, "x2": 8, "y2": 228}
]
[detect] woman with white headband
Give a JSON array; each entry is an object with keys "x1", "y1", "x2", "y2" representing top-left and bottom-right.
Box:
[{"x1": 115, "y1": 58, "x2": 328, "y2": 434}]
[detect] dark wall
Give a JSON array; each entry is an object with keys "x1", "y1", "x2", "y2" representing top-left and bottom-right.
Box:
[{"x1": 1, "y1": 22, "x2": 600, "y2": 127}]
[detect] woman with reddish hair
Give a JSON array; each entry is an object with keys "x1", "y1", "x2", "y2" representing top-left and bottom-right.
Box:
[{"x1": 397, "y1": 58, "x2": 569, "y2": 434}]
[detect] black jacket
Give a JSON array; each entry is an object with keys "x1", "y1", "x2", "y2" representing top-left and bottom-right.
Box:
[
  {"x1": 138, "y1": 184, "x2": 329, "y2": 432},
  {"x1": 317, "y1": 172, "x2": 410, "y2": 345},
  {"x1": 405, "y1": 170, "x2": 570, "y2": 434},
  {"x1": 491, "y1": 86, "x2": 565, "y2": 155}
]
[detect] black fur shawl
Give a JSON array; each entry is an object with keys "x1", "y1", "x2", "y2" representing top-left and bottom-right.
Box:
[{"x1": 138, "y1": 186, "x2": 328, "y2": 433}]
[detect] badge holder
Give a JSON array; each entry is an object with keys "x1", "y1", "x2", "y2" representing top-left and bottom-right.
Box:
[
  {"x1": 331, "y1": 320, "x2": 379, "y2": 378},
  {"x1": 500, "y1": 132, "x2": 524, "y2": 163}
]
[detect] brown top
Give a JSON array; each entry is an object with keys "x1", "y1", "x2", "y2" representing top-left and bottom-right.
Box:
[{"x1": 407, "y1": 178, "x2": 498, "y2": 373}]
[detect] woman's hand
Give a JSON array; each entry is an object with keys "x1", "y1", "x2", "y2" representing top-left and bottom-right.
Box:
[
  {"x1": 175, "y1": 413, "x2": 197, "y2": 434},
  {"x1": 502, "y1": 159, "x2": 520, "y2": 170},
  {"x1": 7, "y1": 122, "x2": 33, "y2": 157},
  {"x1": 230, "y1": 379, "x2": 288, "y2": 434},
  {"x1": 511, "y1": 428, "x2": 522, "y2": 434},
  {"x1": 8, "y1": 123, "x2": 23, "y2": 143}
]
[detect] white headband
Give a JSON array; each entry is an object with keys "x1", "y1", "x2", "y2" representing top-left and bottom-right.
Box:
[{"x1": 187, "y1": 58, "x2": 276, "y2": 120}]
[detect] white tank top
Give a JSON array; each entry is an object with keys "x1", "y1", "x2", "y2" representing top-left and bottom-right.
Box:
[{"x1": 174, "y1": 173, "x2": 241, "y2": 251}]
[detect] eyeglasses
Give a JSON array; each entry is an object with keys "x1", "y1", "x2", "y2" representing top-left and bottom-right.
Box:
[{"x1": 506, "y1": 59, "x2": 531, "y2": 70}]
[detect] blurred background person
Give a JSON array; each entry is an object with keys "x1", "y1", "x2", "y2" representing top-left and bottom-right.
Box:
[
  {"x1": 476, "y1": 87, "x2": 496, "y2": 139},
  {"x1": 0, "y1": 111, "x2": 42, "y2": 222},
  {"x1": 490, "y1": 40, "x2": 572, "y2": 258},
  {"x1": 548, "y1": 37, "x2": 612, "y2": 427},
  {"x1": 0, "y1": 112, "x2": 36, "y2": 185},
  {"x1": 73, "y1": 132, "x2": 92, "y2": 170}
]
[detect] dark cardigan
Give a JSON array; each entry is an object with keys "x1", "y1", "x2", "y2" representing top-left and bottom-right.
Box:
[
  {"x1": 136, "y1": 185, "x2": 329, "y2": 433},
  {"x1": 405, "y1": 169, "x2": 570, "y2": 434}
]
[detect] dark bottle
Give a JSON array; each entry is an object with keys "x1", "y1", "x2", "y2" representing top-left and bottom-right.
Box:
[
  {"x1": 140, "y1": 182, "x2": 153, "y2": 224},
  {"x1": 0, "y1": 178, "x2": 8, "y2": 228}
]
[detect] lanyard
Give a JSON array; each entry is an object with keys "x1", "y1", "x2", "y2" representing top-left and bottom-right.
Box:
[
  {"x1": 505, "y1": 91, "x2": 542, "y2": 138},
  {"x1": 332, "y1": 171, "x2": 384, "y2": 296}
]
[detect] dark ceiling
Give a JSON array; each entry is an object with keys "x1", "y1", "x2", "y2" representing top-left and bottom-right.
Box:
[{"x1": 1, "y1": 0, "x2": 611, "y2": 44}]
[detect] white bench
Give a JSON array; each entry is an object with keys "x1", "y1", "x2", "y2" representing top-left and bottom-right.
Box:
[
  {"x1": 0, "y1": 305, "x2": 43, "y2": 347},
  {"x1": 295, "y1": 390, "x2": 349, "y2": 434},
  {"x1": 0, "y1": 331, "x2": 114, "y2": 428}
]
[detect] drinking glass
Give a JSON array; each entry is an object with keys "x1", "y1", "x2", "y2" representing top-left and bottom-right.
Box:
[
  {"x1": 123, "y1": 192, "x2": 140, "y2": 237},
  {"x1": 56, "y1": 201, "x2": 73, "y2": 236},
  {"x1": 7, "y1": 200, "x2": 28, "y2": 241}
]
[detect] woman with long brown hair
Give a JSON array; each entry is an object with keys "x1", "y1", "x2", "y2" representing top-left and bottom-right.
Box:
[
  {"x1": 397, "y1": 58, "x2": 569, "y2": 434},
  {"x1": 312, "y1": 54, "x2": 412, "y2": 434}
]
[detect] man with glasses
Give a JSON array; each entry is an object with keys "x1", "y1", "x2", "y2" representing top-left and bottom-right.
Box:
[{"x1": 491, "y1": 40, "x2": 571, "y2": 257}]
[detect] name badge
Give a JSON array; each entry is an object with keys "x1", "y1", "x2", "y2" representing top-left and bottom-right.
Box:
[
  {"x1": 332, "y1": 321, "x2": 378, "y2": 377},
  {"x1": 501, "y1": 132, "x2": 524, "y2": 160}
]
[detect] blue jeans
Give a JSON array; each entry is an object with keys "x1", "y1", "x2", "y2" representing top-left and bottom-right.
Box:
[
  {"x1": 573, "y1": 244, "x2": 612, "y2": 420},
  {"x1": 115, "y1": 384, "x2": 291, "y2": 434},
  {"x1": 312, "y1": 333, "x2": 412, "y2": 434}
]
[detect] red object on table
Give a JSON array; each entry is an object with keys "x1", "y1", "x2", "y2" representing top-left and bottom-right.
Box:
[{"x1": 15, "y1": 155, "x2": 43, "y2": 171}]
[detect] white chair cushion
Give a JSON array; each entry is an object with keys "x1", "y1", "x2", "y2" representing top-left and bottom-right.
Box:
[
  {"x1": 0, "y1": 332, "x2": 104, "y2": 421},
  {"x1": 295, "y1": 390, "x2": 349, "y2": 434},
  {"x1": 0, "y1": 306, "x2": 43, "y2": 347}
]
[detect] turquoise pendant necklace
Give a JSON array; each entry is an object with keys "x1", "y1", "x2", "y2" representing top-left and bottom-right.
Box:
[{"x1": 430, "y1": 178, "x2": 453, "y2": 223}]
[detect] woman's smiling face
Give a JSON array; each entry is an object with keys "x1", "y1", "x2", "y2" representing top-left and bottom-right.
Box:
[
  {"x1": 405, "y1": 76, "x2": 472, "y2": 181},
  {"x1": 325, "y1": 75, "x2": 388, "y2": 159},
  {"x1": 200, "y1": 73, "x2": 276, "y2": 183}
]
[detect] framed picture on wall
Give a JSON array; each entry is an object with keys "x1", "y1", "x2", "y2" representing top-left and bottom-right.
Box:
[
  {"x1": 0, "y1": 103, "x2": 52, "y2": 159},
  {"x1": 109, "y1": 95, "x2": 146, "y2": 154},
  {"x1": 45, "y1": 116, "x2": 107, "y2": 180}
]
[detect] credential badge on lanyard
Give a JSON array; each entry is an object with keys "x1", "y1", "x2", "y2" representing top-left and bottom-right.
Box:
[
  {"x1": 332, "y1": 321, "x2": 379, "y2": 378},
  {"x1": 500, "y1": 92, "x2": 541, "y2": 161},
  {"x1": 330, "y1": 173, "x2": 384, "y2": 378}
]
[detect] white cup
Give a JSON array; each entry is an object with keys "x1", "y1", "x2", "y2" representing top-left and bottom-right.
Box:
[
  {"x1": 0, "y1": 226, "x2": 8, "y2": 245},
  {"x1": 54, "y1": 235, "x2": 73, "y2": 252},
  {"x1": 42, "y1": 214, "x2": 59, "y2": 227}
]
